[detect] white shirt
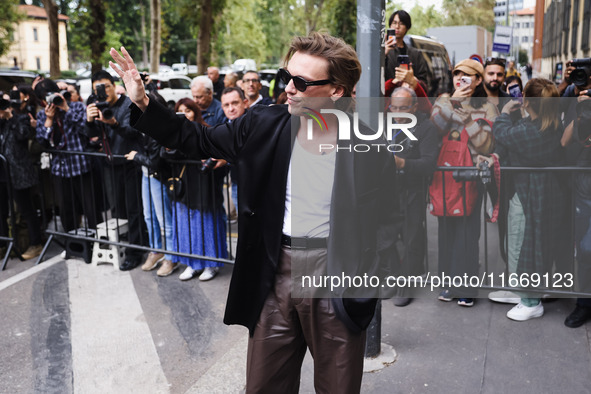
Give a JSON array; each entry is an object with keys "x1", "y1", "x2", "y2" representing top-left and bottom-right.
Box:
[{"x1": 282, "y1": 137, "x2": 335, "y2": 237}]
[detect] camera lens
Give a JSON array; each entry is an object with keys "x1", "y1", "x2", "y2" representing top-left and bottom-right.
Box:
[{"x1": 102, "y1": 108, "x2": 114, "y2": 120}]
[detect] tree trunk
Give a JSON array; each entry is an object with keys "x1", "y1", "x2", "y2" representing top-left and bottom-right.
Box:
[
  {"x1": 149, "y1": 0, "x2": 161, "y2": 73},
  {"x1": 42, "y1": 0, "x2": 60, "y2": 76},
  {"x1": 197, "y1": 0, "x2": 212, "y2": 75},
  {"x1": 141, "y1": 1, "x2": 148, "y2": 70},
  {"x1": 88, "y1": 0, "x2": 106, "y2": 74}
]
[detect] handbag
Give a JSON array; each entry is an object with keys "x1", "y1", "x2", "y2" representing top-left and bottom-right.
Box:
[{"x1": 166, "y1": 165, "x2": 186, "y2": 200}]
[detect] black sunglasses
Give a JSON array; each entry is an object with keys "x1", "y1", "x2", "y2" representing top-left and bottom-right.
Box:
[
  {"x1": 485, "y1": 57, "x2": 506, "y2": 67},
  {"x1": 278, "y1": 68, "x2": 332, "y2": 92}
]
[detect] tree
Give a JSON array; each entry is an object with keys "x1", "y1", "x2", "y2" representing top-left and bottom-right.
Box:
[
  {"x1": 0, "y1": 0, "x2": 23, "y2": 60},
  {"x1": 442, "y1": 0, "x2": 495, "y2": 31},
  {"x1": 41, "y1": 0, "x2": 60, "y2": 76},
  {"x1": 150, "y1": 0, "x2": 161, "y2": 72},
  {"x1": 88, "y1": 0, "x2": 106, "y2": 73}
]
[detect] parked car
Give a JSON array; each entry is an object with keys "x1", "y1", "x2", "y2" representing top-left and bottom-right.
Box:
[
  {"x1": 172, "y1": 63, "x2": 198, "y2": 75},
  {"x1": 404, "y1": 34, "x2": 453, "y2": 97},
  {"x1": 0, "y1": 70, "x2": 36, "y2": 93},
  {"x1": 149, "y1": 74, "x2": 193, "y2": 108}
]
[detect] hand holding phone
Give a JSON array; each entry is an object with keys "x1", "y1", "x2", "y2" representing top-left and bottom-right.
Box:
[
  {"x1": 397, "y1": 55, "x2": 410, "y2": 70},
  {"x1": 459, "y1": 76, "x2": 472, "y2": 89},
  {"x1": 508, "y1": 84, "x2": 523, "y2": 103}
]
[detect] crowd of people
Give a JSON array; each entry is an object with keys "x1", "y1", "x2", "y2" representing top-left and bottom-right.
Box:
[{"x1": 1, "y1": 9, "x2": 591, "y2": 392}]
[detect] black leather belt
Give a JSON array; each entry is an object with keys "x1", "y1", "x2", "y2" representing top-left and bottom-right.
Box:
[{"x1": 281, "y1": 234, "x2": 327, "y2": 249}]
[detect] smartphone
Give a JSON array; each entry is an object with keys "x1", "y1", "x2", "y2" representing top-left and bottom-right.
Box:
[
  {"x1": 387, "y1": 29, "x2": 396, "y2": 42},
  {"x1": 451, "y1": 100, "x2": 463, "y2": 110},
  {"x1": 508, "y1": 84, "x2": 523, "y2": 103},
  {"x1": 459, "y1": 76, "x2": 472, "y2": 88},
  {"x1": 397, "y1": 54, "x2": 410, "y2": 70}
]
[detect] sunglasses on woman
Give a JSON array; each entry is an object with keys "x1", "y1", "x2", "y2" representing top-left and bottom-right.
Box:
[{"x1": 277, "y1": 68, "x2": 332, "y2": 92}]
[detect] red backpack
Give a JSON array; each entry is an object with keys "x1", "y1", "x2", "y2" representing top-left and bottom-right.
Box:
[{"x1": 429, "y1": 127, "x2": 478, "y2": 217}]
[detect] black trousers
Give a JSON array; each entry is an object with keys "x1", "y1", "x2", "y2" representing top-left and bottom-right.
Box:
[
  {"x1": 13, "y1": 187, "x2": 43, "y2": 245},
  {"x1": 103, "y1": 162, "x2": 147, "y2": 259},
  {"x1": 54, "y1": 172, "x2": 102, "y2": 232}
]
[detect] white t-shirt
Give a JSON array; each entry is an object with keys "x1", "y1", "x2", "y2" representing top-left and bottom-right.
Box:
[{"x1": 282, "y1": 137, "x2": 335, "y2": 237}]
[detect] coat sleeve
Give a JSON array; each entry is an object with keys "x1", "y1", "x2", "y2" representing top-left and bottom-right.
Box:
[{"x1": 131, "y1": 99, "x2": 249, "y2": 163}]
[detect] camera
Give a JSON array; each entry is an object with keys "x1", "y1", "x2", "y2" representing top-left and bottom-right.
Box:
[
  {"x1": 9, "y1": 90, "x2": 21, "y2": 106},
  {"x1": 0, "y1": 97, "x2": 9, "y2": 110},
  {"x1": 200, "y1": 158, "x2": 216, "y2": 174},
  {"x1": 46, "y1": 92, "x2": 64, "y2": 106},
  {"x1": 569, "y1": 58, "x2": 591, "y2": 88},
  {"x1": 93, "y1": 83, "x2": 114, "y2": 120},
  {"x1": 452, "y1": 161, "x2": 492, "y2": 184}
]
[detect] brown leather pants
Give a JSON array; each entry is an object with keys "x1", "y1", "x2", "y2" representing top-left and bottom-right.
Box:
[{"x1": 246, "y1": 246, "x2": 366, "y2": 394}]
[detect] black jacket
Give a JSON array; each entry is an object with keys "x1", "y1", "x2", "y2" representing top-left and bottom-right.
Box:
[
  {"x1": 0, "y1": 114, "x2": 37, "y2": 190},
  {"x1": 85, "y1": 95, "x2": 143, "y2": 165},
  {"x1": 385, "y1": 43, "x2": 429, "y2": 89},
  {"x1": 132, "y1": 100, "x2": 398, "y2": 335}
]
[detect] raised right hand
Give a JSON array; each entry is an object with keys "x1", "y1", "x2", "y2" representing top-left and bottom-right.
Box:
[{"x1": 109, "y1": 47, "x2": 149, "y2": 111}]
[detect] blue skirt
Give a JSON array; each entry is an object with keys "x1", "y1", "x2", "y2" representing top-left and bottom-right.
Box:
[{"x1": 171, "y1": 202, "x2": 227, "y2": 269}]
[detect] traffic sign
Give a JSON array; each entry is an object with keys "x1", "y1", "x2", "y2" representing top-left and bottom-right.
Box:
[{"x1": 493, "y1": 25, "x2": 512, "y2": 54}]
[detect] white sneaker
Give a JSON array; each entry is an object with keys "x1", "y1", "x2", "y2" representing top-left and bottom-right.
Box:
[
  {"x1": 488, "y1": 290, "x2": 520, "y2": 304},
  {"x1": 179, "y1": 266, "x2": 198, "y2": 281},
  {"x1": 507, "y1": 302, "x2": 544, "y2": 321},
  {"x1": 199, "y1": 267, "x2": 219, "y2": 281}
]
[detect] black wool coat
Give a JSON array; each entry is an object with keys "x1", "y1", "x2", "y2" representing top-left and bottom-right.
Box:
[{"x1": 132, "y1": 100, "x2": 398, "y2": 335}]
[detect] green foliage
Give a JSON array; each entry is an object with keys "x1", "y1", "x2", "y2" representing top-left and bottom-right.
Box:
[
  {"x1": 1, "y1": 0, "x2": 24, "y2": 58},
  {"x1": 442, "y1": 0, "x2": 495, "y2": 31},
  {"x1": 518, "y1": 48, "x2": 528, "y2": 65}
]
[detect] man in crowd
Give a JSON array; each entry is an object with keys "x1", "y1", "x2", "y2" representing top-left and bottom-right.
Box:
[
  {"x1": 207, "y1": 66, "x2": 225, "y2": 101},
  {"x1": 190, "y1": 75, "x2": 226, "y2": 126},
  {"x1": 483, "y1": 57, "x2": 510, "y2": 112},
  {"x1": 388, "y1": 86, "x2": 439, "y2": 306},
  {"x1": 220, "y1": 87, "x2": 249, "y2": 221},
  {"x1": 110, "y1": 31, "x2": 397, "y2": 393},
  {"x1": 384, "y1": 10, "x2": 429, "y2": 90},
  {"x1": 242, "y1": 71, "x2": 272, "y2": 107},
  {"x1": 224, "y1": 72, "x2": 240, "y2": 88},
  {"x1": 85, "y1": 70, "x2": 148, "y2": 271}
]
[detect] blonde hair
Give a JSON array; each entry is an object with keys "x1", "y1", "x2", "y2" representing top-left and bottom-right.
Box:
[
  {"x1": 284, "y1": 32, "x2": 361, "y2": 97},
  {"x1": 523, "y1": 78, "x2": 560, "y2": 132}
]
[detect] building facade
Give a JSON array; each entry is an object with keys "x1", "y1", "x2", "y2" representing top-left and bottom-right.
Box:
[
  {"x1": 510, "y1": 7, "x2": 535, "y2": 64},
  {"x1": 0, "y1": 5, "x2": 69, "y2": 72},
  {"x1": 542, "y1": 0, "x2": 591, "y2": 80}
]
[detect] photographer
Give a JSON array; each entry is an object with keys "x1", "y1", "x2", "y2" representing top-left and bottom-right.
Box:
[
  {"x1": 479, "y1": 78, "x2": 565, "y2": 321},
  {"x1": 384, "y1": 10, "x2": 429, "y2": 92},
  {"x1": 35, "y1": 79, "x2": 101, "y2": 233},
  {"x1": 0, "y1": 91, "x2": 44, "y2": 259},
  {"x1": 85, "y1": 70, "x2": 147, "y2": 271}
]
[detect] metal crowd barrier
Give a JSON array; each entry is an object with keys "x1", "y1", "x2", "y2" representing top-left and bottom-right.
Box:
[
  {"x1": 429, "y1": 165, "x2": 591, "y2": 298},
  {"x1": 34, "y1": 148, "x2": 235, "y2": 267}
]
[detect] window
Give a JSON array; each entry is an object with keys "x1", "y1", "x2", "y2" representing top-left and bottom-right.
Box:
[
  {"x1": 515, "y1": 22, "x2": 520, "y2": 28},
  {"x1": 522, "y1": 36, "x2": 529, "y2": 43},
  {"x1": 33, "y1": 28, "x2": 38, "y2": 42},
  {"x1": 572, "y1": 0, "x2": 580, "y2": 54},
  {"x1": 36, "y1": 57, "x2": 41, "y2": 70},
  {"x1": 583, "y1": 0, "x2": 591, "y2": 49}
]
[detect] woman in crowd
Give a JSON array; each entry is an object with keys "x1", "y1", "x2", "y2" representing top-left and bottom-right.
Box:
[
  {"x1": 479, "y1": 78, "x2": 565, "y2": 321},
  {"x1": 168, "y1": 98, "x2": 228, "y2": 281},
  {"x1": 125, "y1": 92, "x2": 175, "y2": 277},
  {"x1": 430, "y1": 59, "x2": 499, "y2": 307},
  {"x1": 0, "y1": 91, "x2": 44, "y2": 260}
]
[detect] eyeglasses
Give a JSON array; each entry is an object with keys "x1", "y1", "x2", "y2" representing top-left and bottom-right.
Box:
[
  {"x1": 389, "y1": 104, "x2": 413, "y2": 111},
  {"x1": 277, "y1": 68, "x2": 332, "y2": 92},
  {"x1": 242, "y1": 78, "x2": 260, "y2": 84},
  {"x1": 485, "y1": 57, "x2": 506, "y2": 67}
]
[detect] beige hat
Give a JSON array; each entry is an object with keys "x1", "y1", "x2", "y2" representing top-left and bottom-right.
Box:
[{"x1": 453, "y1": 59, "x2": 484, "y2": 78}]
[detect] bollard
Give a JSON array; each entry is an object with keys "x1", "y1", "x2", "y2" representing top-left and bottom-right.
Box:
[{"x1": 364, "y1": 300, "x2": 381, "y2": 358}]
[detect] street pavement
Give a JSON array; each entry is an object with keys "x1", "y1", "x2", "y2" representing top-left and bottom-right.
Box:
[{"x1": 1, "y1": 224, "x2": 590, "y2": 394}]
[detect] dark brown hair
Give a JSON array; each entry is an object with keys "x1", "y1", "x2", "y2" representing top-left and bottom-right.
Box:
[
  {"x1": 283, "y1": 32, "x2": 361, "y2": 97},
  {"x1": 175, "y1": 98, "x2": 206, "y2": 125}
]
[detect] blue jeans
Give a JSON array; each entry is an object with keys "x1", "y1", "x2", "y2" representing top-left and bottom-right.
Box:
[{"x1": 142, "y1": 174, "x2": 173, "y2": 260}]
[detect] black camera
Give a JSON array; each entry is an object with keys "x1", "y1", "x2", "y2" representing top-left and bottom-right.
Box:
[
  {"x1": 0, "y1": 97, "x2": 9, "y2": 110},
  {"x1": 200, "y1": 158, "x2": 216, "y2": 174},
  {"x1": 46, "y1": 92, "x2": 64, "y2": 106},
  {"x1": 94, "y1": 83, "x2": 114, "y2": 120},
  {"x1": 570, "y1": 58, "x2": 591, "y2": 88},
  {"x1": 9, "y1": 90, "x2": 21, "y2": 106},
  {"x1": 452, "y1": 161, "x2": 492, "y2": 184}
]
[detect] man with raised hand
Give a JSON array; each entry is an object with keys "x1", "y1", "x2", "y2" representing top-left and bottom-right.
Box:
[{"x1": 110, "y1": 32, "x2": 396, "y2": 393}]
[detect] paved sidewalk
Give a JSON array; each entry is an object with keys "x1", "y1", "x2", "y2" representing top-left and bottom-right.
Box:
[{"x1": 0, "y1": 247, "x2": 590, "y2": 393}]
